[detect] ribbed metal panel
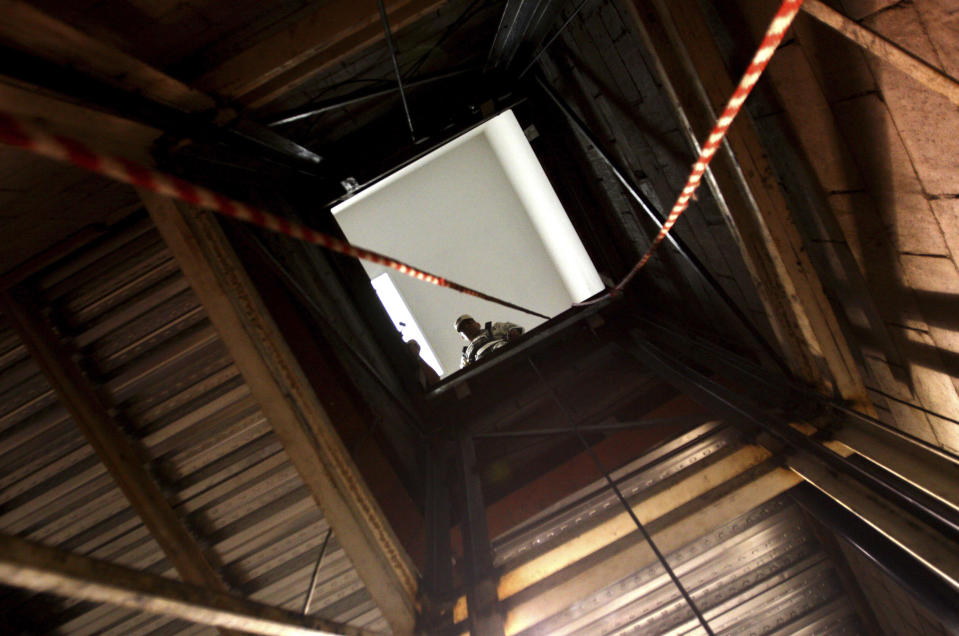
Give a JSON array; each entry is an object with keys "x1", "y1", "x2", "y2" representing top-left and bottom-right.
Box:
[
  {"x1": 491, "y1": 424, "x2": 864, "y2": 636},
  {"x1": 0, "y1": 313, "x2": 174, "y2": 632},
  {"x1": 0, "y1": 216, "x2": 387, "y2": 634}
]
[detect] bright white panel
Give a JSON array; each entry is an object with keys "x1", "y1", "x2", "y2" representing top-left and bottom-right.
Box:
[{"x1": 485, "y1": 111, "x2": 604, "y2": 302}]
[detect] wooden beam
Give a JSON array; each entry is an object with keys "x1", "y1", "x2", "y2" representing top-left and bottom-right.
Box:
[
  {"x1": 0, "y1": 531, "x2": 371, "y2": 636},
  {"x1": 0, "y1": 2, "x2": 321, "y2": 168},
  {"x1": 197, "y1": 0, "x2": 447, "y2": 108},
  {"x1": 0, "y1": 81, "x2": 160, "y2": 163},
  {"x1": 141, "y1": 192, "x2": 419, "y2": 635},
  {"x1": 0, "y1": 0, "x2": 213, "y2": 112},
  {"x1": 801, "y1": 0, "x2": 959, "y2": 108},
  {"x1": 0, "y1": 288, "x2": 242, "y2": 636},
  {"x1": 624, "y1": 0, "x2": 869, "y2": 407}
]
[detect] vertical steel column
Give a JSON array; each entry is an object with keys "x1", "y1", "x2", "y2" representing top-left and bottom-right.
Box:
[
  {"x1": 457, "y1": 435, "x2": 505, "y2": 636},
  {"x1": 423, "y1": 444, "x2": 454, "y2": 626}
]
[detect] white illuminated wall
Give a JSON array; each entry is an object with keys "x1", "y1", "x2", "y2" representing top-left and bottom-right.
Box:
[{"x1": 332, "y1": 110, "x2": 603, "y2": 375}]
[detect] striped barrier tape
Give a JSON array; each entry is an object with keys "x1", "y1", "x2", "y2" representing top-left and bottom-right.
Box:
[
  {"x1": 0, "y1": 112, "x2": 549, "y2": 320},
  {"x1": 615, "y1": 0, "x2": 803, "y2": 291}
]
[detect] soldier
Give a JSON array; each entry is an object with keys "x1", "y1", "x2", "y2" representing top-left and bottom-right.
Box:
[
  {"x1": 454, "y1": 314, "x2": 524, "y2": 368},
  {"x1": 406, "y1": 339, "x2": 440, "y2": 387}
]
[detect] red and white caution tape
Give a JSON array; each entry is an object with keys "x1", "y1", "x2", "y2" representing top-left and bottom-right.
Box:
[
  {"x1": 615, "y1": 0, "x2": 803, "y2": 291},
  {"x1": 0, "y1": 112, "x2": 549, "y2": 319}
]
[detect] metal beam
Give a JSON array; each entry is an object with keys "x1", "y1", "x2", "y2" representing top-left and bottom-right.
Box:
[
  {"x1": 632, "y1": 314, "x2": 959, "y2": 464},
  {"x1": 0, "y1": 288, "x2": 241, "y2": 636},
  {"x1": 516, "y1": 0, "x2": 592, "y2": 79},
  {"x1": 429, "y1": 299, "x2": 610, "y2": 399},
  {"x1": 472, "y1": 415, "x2": 709, "y2": 438},
  {"x1": 0, "y1": 531, "x2": 370, "y2": 636},
  {"x1": 624, "y1": 329, "x2": 959, "y2": 609},
  {"x1": 378, "y1": 0, "x2": 416, "y2": 140},
  {"x1": 0, "y1": 46, "x2": 323, "y2": 174},
  {"x1": 796, "y1": 497, "x2": 885, "y2": 636},
  {"x1": 833, "y1": 420, "x2": 959, "y2": 514},
  {"x1": 625, "y1": 332, "x2": 959, "y2": 540},
  {"x1": 790, "y1": 452, "x2": 959, "y2": 591},
  {"x1": 477, "y1": 419, "x2": 724, "y2": 562},
  {"x1": 792, "y1": 483, "x2": 959, "y2": 632},
  {"x1": 267, "y1": 67, "x2": 473, "y2": 127},
  {"x1": 541, "y1": 77, "x2": 788, "y2": 373},
  {"x1": 631, "y1": 318, "x2": 959, "y2": 506},
  {"x1": 526, "y1": 356, "x2": 714, "y2": 635},
  {"x1": 302, "y1": 529, "x2": 334, "y2": 615},
  {"x1": 239, "y1": 226, "x2": 427, "y2": 443},
  {"x1": 423, "y1": 445, "x2": 453, "y2": 608},
  {"x1": 142, "y1": 193, "x2": 418, "y2": 635},
  {"x1": 486, "y1": 0, "x2": 553, "y2": 72}
]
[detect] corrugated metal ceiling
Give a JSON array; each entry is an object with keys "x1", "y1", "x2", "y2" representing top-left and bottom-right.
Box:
[{"x1": 0, "y1": 214, "x2": 387, "y2": 634}]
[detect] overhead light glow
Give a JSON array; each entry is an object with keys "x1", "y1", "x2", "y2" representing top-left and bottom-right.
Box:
[{"x1": 370, "y1": 273, "x2": 443, "y2": 376}]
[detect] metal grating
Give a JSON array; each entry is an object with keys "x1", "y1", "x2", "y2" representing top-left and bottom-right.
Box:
[
  {"x1": 0, "y1": 215, "x2": 388, "y2": 634},
  {"x1": 489, "y1": 425, "x2": 865, "y2": 635},
  {"x1": 0, "y1": 309, "x2": 178, "y2": 632}
]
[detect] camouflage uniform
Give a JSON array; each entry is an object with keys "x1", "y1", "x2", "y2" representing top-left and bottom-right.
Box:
[{"x1": 460, "y1": 321, "x2": 524, "y2": 368}]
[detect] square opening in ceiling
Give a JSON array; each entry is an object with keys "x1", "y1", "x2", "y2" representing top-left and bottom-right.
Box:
[{"x1": 332, "y1": 109, "x2": 604, "y2": 377}]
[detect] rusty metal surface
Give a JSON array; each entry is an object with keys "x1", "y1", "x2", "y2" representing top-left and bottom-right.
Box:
[
  {"x1": 0, "y1": 216, "x2": 387, "y2": 634},
  {"x1": 488, "y1": 425, "x2": 865, "y2": 635}
]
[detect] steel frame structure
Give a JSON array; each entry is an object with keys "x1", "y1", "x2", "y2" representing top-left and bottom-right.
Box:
[{"x1": 442, "y1": 317, "x2": 959, "y2": 636}]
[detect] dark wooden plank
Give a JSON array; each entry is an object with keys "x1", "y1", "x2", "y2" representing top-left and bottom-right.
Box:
[
  {"x1": 0, "y1": 0, "x2": 213, "y2": 112},
  {"x1": 196, "y1": 0, "x2": 449, "y2": 107}
]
